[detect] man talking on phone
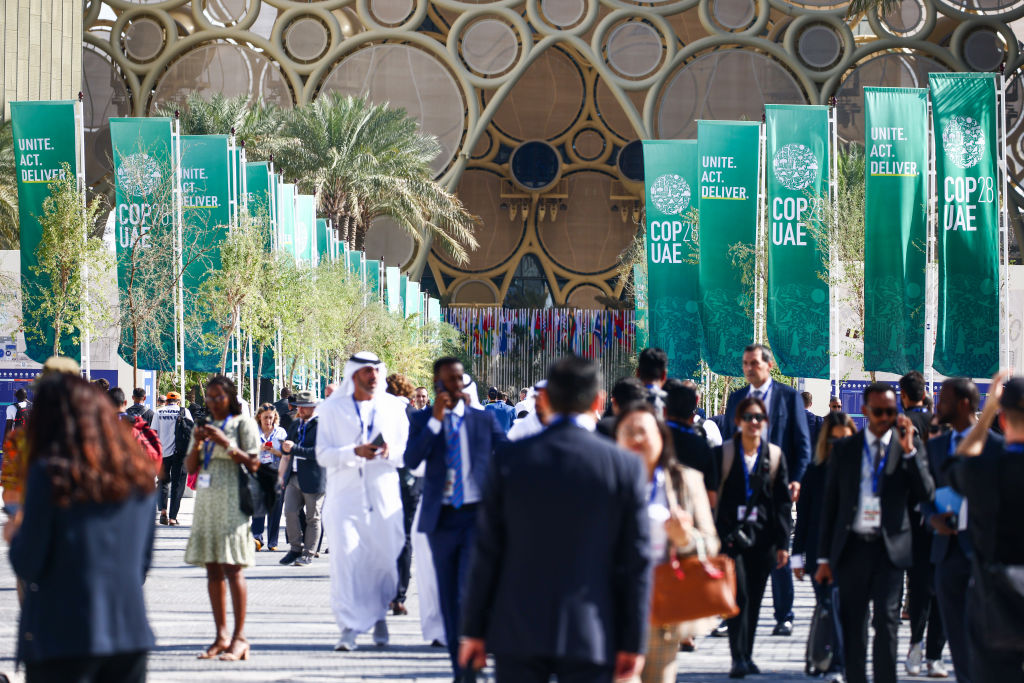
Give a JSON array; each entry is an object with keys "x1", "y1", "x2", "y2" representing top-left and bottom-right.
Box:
[
  {"x1": 315, "y1": 351, "x2": 410, "y2": 652},
  {"x1": 405, "y1": 357, "x2": 507, "y2": 682}
]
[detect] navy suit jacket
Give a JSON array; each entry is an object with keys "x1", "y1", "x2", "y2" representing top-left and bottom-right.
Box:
[
  {"x1": 10, "y1": 460, "x2": 156, "y2": 663},
  {"x1": 282, "y1": 416, "x2": 325, "y2": 494},
  {"x1": 724, "y1": 382, "x2": 812, "y2": 484},
  {"x1": 923, "y1": 431, "x2": 974, "y2": 563},
  {"x1": 484, "y1": 401, "x2": 517, "y2": 432},
  {"x1": 461, "y1": 420, "x2": 651, "y2": 663},
  {"x1": 404, "y1": 404, "x2": 507, "y2": 534}
]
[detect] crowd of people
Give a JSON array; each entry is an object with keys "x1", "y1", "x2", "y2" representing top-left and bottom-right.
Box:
[{"x1": 1, "y1": 345, "x2": 1023, "y2": 683}]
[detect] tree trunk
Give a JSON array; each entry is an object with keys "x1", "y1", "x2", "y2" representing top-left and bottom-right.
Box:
[
  {"x1": 220, "y1": 307, "x2": 238, "y2": 376},
  {"x1": 256, "y1": 342, "x2": 265, "y2": 404},
  {"x1": 132, "y1": 322, "x2": 139, "y2": 390}
]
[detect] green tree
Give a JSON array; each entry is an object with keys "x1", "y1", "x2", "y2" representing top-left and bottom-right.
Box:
[
  {"x1": 23, "y1": 167, "x2": 111, "y2": 356},
  {"x1": 0, "y1": 119, "x2": 18, "y2": 249},
  {"x1": 156, "y1": 92, "x2": 284, "y2": 162},
  {"x1": 272, "y1": 94, "x2": 478, "y2": 262}
]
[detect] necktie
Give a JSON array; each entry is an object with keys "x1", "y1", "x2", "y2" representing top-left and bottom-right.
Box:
[
  {"x1": 951, "y1": 432, "x2": 962, "y2": 453},
  {"x1": 446, "y1": 413, "x2": 464, "y2": 508},
  {"x1": 874, "y1": 438, "x2": 883, "y2": 470},
  {"x1": 751, "y1": 389, "x2": 762, "y2": 400}
]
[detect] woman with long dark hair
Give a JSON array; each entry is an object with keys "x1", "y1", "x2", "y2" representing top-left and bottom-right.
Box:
[
  {"x1": 5, "y1": 372, "x2": 158, "y2": 683},
  {"x1": 184, "y1": 375, "x2": 260, "y2": 662}
]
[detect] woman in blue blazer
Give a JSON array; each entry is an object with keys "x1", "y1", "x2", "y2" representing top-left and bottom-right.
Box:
[{"x1": 5, "y1": 372, "x2": 158, "y2": 683}]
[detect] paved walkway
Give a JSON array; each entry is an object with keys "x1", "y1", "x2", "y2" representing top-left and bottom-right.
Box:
[{"x1": 0, "y1": 497, "x2": 961, "y2": 681}]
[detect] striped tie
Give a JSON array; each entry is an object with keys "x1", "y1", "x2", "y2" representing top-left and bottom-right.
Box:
[{"x1": 446, "y1": 413, "x2": 464, "y2": 508}]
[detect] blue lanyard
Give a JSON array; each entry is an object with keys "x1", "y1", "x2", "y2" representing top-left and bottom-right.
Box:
[
  {"x1": 203, "y1": 418, "x2": 230, "y2": 470},
  {"x1": 649, "y1": 466, "x2": 664, "y2": 505},
  {"x1": 353, "y1": 396, "x2": 375, "y2": 441},
  {"x1": 1006, "y1": 443, "x2": 1024, "y2": 454},
  {"x1": 297, "y1": 419, "x2": 310, "y2": 448},
  {"x1": 666, "y1": 420, "x2": 694, "y2": 434},
  {"x1": 863, "y1": 436, "x2": 888, "y2": 495},
  {"x1": 907, "y1": 406, "x2": 928, "y2": 413},
  {"x1": 741, "y1": 441, "x2": 764, "y2": 500}
]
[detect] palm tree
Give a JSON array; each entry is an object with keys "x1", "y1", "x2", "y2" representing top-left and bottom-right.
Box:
[
  {"x1": 272, "y1": 94, "x2": 478, "y2": 264},
  {"x1": 0, "y1": 119, "x2": 18, "y2": 249},
  {"x1": 154, "y1": 92, "x2": 283, "y2": 161}
]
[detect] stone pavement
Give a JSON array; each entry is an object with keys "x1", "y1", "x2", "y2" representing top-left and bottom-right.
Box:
[{"x1": 0, "y1": 497, "x2": 961, "y2": 682}]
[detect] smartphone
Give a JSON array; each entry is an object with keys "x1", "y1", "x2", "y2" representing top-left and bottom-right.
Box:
[{"x1": 370, "y1": 432, "x2": 387, "y2": 448}]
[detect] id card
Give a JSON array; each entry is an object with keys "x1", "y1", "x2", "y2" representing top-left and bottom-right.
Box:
[
  {"x1": 859, "y1": 495, "x2": 881, "y2": 529},
  {"x1": 197, "y1": 473, "x2": 211, "y2": 489},
  {"x1": 444, "y1": 467, "x2": 456, "y2": 498},
  {"x1": 737, "y1": 505, "x2": 758, "y2": 523},
  {"x1": 260, "y1": 451, "x2": 273, "y2": 464}
]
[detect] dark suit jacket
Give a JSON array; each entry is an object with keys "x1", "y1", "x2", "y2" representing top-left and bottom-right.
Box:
[
  {"x1": 668, "y1": 423, "x2": 718, "y2": 493},
  {"x1": 793, "y1": 459, "x2": 826, "y2": 564},
  {"x1": 724, "y1": 382, "x2": 812, "y2": 484},
  {"x1": 405, "y1": 404, "x2": 507, "y2": 534},
  {"x1": 274, "y1": 397, "x2": 295, "y2": 431},
  {"x1": 922, "y1": 430, "x2": 990, "y2": 563},
  {"x1": 714, "y1": 438, "x2": 792, "y2": 552},
  {"x1": 817, "y1": 429, "x2": 934, "y2": 570},
  {"x1": 805, "y1": 410, "x2": 824, "y2": 454},
  {"x1": 461, "y1": 420, "x2": 651, "y2": 663},
  {"x1": 9, "y1": 460, "x2": 156, "y2": 663},
  {"x1": 283, "y1": 416, "x2": 325, "y2": 494}
]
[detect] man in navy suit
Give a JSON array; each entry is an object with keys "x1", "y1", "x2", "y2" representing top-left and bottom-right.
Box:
[
  {"x1": 802, "y1": 391, "x2": 823, "y2": 451},
  {"x1": 405, "y1": 357, "x2": 507, "y2": 682},
  {"x1": 459, "y1": 355, "x2": 650, "y2": 683},
  {"x1": 723, "y1": 344, "x2": 811, "y2": 636}
]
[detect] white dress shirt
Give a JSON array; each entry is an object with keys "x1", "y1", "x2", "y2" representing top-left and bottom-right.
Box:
[
  {"x1": 854, "y1": 429, "x2": 891, "y2": 535},
  {"x1": 749, "y1": 378, "x2": 773, "y2": 413},
  {"x1": 426, "y1": 401, "x2": 482, "y2": 505}
]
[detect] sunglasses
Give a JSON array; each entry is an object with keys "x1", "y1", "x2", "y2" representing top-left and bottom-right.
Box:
[
  {"x1": 741, "y1": 413, "x2": 766, "y2": 423},
  {"x1": 869, "y1": 407, "x2": 898, "y2": 417}
]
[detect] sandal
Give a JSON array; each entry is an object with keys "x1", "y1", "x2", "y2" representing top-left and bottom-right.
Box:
[
  {"x1": 219, "y1": 638, "x2": 250, "y2": 661},
  {"x1": 197, "y1": 638, "x2": 230, "y2": 659}
]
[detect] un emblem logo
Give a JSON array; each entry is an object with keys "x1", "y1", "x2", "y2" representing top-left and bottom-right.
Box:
[
  {"x1": 649, "y1": 174, "x2": 691, "y2": 215},
  {"x1": 943, "y1": 116, "x2": 985, "y2": 169},
  {"x1": 116, "y1": 153, "x2": 163, "y2": 197},
  {"x1": 772, "y1": 144, "x2": 818, "y2": 191}
]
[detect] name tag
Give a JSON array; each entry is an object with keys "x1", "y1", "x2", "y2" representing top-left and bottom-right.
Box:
[
  {"x1": 444, "y1": 468, "x2": 456, "y2": 498},
  {"x1": 260, "y1": 452, "x2": 273, "y2": 464},
  {"x1": 737, "y1": 505, "x2": 758, "y2": 523},
  {"x1": 958, "y1": 500, "x2": 969, "y2": 532},
  {"x1": 859, "y1": 495, "x2": 882, "y2": 529},
  {"x1": 197, "y1": 473, "x2": 211, "y2": 489}
]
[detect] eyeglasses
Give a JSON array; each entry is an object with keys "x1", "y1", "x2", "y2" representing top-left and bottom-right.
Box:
[
  {"x1": 869, "y1": 407, "x2": 897, "y2": 417},
  {"x1": 741, "y1": 413, "x2": 766, "y2": 423}
]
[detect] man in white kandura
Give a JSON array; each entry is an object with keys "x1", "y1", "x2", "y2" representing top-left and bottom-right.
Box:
[{"x1": 315, "y1": 351, "x2": 410, "y2": 652}]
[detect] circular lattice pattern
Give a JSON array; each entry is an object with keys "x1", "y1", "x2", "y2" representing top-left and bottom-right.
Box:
[
  {"x1": 942, "y1": 115, "x2": 986, "y2": 169},
  {"x1": 510, "y1": 140, "x2": 561, "y2": 191},
  {"x1": 123, "y1": 16, "x2": 165, "y2": 63},
  {"x1": 605, "y1": 22, "x2": 663, "y2": 79},
  {"x1": 369, "y1": 0, "x2": 415, "y2": 26},
  {"x1": 963, "y1": 29, "x2": 1004, "y2": 71},
  {"x1": 883, "y1": 0, "x2": 925, "y2": 34},
  {"x1": 461, "y1": 19, "x2": 519, "y2": 76},
  {"x1": 649, "y1": 174, "x2": 691, "y2": 214},
  {"x1": 116, "y1": 153, "x2": 163, "y2": 196},
  {"x1": 773, "y1": 144, "x2": 819, "y2": 191},
  {"x1": 284, "y1": 16, "x2": 330, "y2": 63},
  {"x1": 712, "y1": 0, "x2": 757, "y2": 30},
  {"x1": 541, "y1": 0, "x2": 586, "y2": 27},
  {"x1": 797, "y1": 24, "x2": 842, "y2": 69}
]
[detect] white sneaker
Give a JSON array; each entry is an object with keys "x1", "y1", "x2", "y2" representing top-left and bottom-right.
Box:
[
  {"x1": 826, "y1": 673, "x2": 845, "y2": 683},
  {"x1": 335, "y1": 628, "x2": 358, "y2": 651},
  {"x1": 906, "y1": 641, "x2": 923, "y2": 676},
  {"x1": 373, "y1": 619, "x2": 389, "y2": 647},
  {"x1": 927, "y1": 659, "x2": 949, "y2": 678}
]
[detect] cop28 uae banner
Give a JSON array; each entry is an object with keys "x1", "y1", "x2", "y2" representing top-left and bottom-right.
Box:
[
  {"x1": 181, "y1": 135, "x2": 231, "y2": 373},
  {"x1": 863, "y1": 88, "x2": 928, "y2": 375},
  {"x1": 278, "y1": 183, "x2": 295, "y2": 257},
  {"x1": 110, "y1": 117, "x2": 178, "y2": 371},
  {"x1": 697, "y1": 120, "x2": 760, "y2": 377},
  {"x1": 765, "y1": 105, "x2": 830, "y2": 380},
  {"x1": 294, "y1": 195, "x2": 316, "y2": 264},
  {"x1": 929, "y1": 73, "x2": 1000, "y2": 378},
  {"x1": 642, "y1": 140, "x2": 701, "y2": 379},
  {"x1": 10, "y1": 100, "x2": 82, "y2": 363}
]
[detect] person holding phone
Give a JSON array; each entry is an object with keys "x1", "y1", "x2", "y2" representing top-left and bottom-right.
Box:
[{"x1": 315, "y1": 351, "x2": 410, "y2": 652}]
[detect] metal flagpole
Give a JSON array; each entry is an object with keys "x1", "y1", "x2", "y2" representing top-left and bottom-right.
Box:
[
  {"x1": 828, "y1": 98, "x2": 839, "y2": 396},
  {"x1": 74, "y1": 95, "x2": 91, "y2": 380},
  {"x1": 173, "y1": 116, "x2": 185, "y2": 397},
  {"x1": 926, "y1": 98, "x2": 937, "y2": 395},
  {"x1": 998, "y1": 70, "x2": 1011, "y2": 372},
  {"x1": 755, "y1": 119, "x2": 767, "y2": 345}
]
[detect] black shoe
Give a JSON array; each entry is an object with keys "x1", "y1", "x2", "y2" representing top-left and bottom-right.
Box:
[
  {"x1": 772, "y1": 620, "x2": 793, "y2": 636},
  {"x1": 430, "y1": 639, "x2": 445, "y2": 648},
  {"x1": 746, "y1": 660, "x2": 760, "y2": 674},
  {"x1": 279, "y1": 550, "x2": 302, "y2": 565},
  {"x1": 712, "y1": 620, "x2": 729, "y2": 637},
  {"x1": 729, "y1": 661, "x2": 748, "y2": 678}
]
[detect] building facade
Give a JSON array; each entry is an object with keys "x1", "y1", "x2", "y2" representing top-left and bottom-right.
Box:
[{"x1": 82, "y1": 0, "x2": 1023, "y2": 306}]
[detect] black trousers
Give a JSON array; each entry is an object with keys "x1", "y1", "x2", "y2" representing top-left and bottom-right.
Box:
[
  {"x1": 835, "y1": 536, "x2": 903, "y2": 683},
  {"x1": 394, "y1": 469, "x2": 421, "y2": 604},
  {"x1": 907, "y1": 523, "x2": 945, "y2": 659},
  {"x1": 727, "y1": 544, "x2": 775, "y2": 664},
  {"x1": 934, "y1": 543, "x2": 972, "y2": 683},
  {"x1": 967, "y1": 594, "x2": 1024, "y2": 683},
  {"x1": 25, "y1": 650, "x2": 147, "y2": 683},
  {"x1": 493, "y1": 655, "x2": 614, "y2": 683},
  {"x1": 157, "y1": 454, "x2": 186, "y2": 519},
  {"x1": 428, "y1": 503, "x2": 479, "y2": 678}
]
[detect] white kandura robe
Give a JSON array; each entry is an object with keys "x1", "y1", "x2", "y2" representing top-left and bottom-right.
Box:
[
  {"x1": 315, "y1": 390, "x2": 409, "y2": 633},
  {"x1": 411, "y1": 497, "x2": 446, "y2": 645}
]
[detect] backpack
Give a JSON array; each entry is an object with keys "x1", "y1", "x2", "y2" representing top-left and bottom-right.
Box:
[
  {"x1": 12, "y1": 401, "x2": 30, "y2": 429},
  {"x1": 128, "y1": 416, "x2": 163, "y2": 462},
  {"x1": 173, "y1": 407, "x2": 194, "y2": 457}
]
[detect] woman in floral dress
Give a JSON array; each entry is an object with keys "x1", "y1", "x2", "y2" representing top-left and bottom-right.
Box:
[{"x1": 184, "y1": 375, "x2": 260, "y2": 662}]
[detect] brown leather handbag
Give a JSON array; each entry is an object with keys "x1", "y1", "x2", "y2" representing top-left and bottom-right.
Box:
[{"x1": 649, "y1": 470, "x2": 740, "y2": 627}]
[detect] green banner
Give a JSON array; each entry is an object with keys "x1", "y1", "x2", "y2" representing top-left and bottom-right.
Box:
[
  {"x1": 10, "y1": 100, "x2": 81, "y2": 363},
  {"x1": 400, "y1": 274, "x2": 409, "y2": 315},
  {"x1": 278, "y1": 183, "x2": 295, "y2": 257},
  {"x1": 347, "y1": 250, "x2": 364, "y2": 283},
  {"x1": 316, "y1": 218, "x2": 330, "y2": 264},
  {"x1": 181, "y1": 135, "x2": 230, "y2": 373},
  {"x1": 765, "y1": 105, "x2": 830, "y2": 379},
  {"x1": 110, "y1": 117, "x2": 178, "y2": 371},
  {"x1": 863, "y1": 88, "x2": 928, "y2": 374},
  {"x1": 428, "y1": 297, "x2": 441, "y2": 323},
  {"x1": 246, "y1": 162, "x2": 272, "y2": 250},
  {"x1": 929, "y1": 73, "x2": 1000, "y2": 378},
  {"x1": 366, "y1": 260, "x2": 382, "y2": 300},
  {"x1": 642, "y1": 140, "x2": 701, "y2": 379},
  {"x1": 386, "y1": 266, "x2": 402, "y2": 313},
  {"x1": 633, "y1": 264, "x2": 648, "y2": 350},
  {"x1": 294, "y1": 194, "x2": 315, "y2": 264},
  {"x1": 697, "y1": 121, "x2": 760, "y2": 377},
  {"x1": 406, "y1": 279, "x2": 421, "y2": 319}
]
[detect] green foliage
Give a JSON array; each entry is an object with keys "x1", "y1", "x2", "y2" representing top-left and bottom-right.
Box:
[
  {"x1": 23, "y1": 166, "x2": 111, "y2": 356},
  {"x1": 155, "y1": 93, "x2": 283, "y2": 162},
  {"x1": 0, "y1": 120, "x2": 17, "y2": 249}
]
